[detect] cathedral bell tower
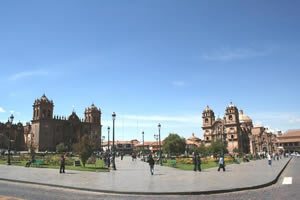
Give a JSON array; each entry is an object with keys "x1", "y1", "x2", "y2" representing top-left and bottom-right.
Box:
[
  {"x1": 225, "y1": 102, "x2": 239, "y2": 125},
  {"x1": 202, "y1": 106, "x2": 215, "y2": 127},
  {"x1": 32, "y1": 94, "x2": 54, "y2": 121},
  {"x1": 84, "y1": 104, "x2": 101, "y2": 124}
]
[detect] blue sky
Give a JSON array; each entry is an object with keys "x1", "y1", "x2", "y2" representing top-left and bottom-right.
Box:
[{"x1": 1, "y1": 0, "x2": 300, "y2": 141}]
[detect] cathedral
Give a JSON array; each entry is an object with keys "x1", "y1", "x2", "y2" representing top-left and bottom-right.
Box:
[
  {"x1": 202, "y1": 102, "x2": 253, "y2": 153},
  {"x1": 21, "y1": 94, "x2": 102, "y2": 152}
]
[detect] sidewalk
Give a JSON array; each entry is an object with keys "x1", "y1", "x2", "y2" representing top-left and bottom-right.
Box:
[{"x1": 0, "y1": 156, "x2": 291, "y2": 195}]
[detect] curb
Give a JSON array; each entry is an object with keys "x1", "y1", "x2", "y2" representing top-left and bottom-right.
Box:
[{"x1": 0, "y1": 157, "x2": 292, "y2": 196}]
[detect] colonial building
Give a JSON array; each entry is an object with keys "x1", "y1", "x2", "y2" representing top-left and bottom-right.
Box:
[
  {"x1": 249, "y1": 127, "x2": 277, "y2": 154},
  {"x1": 276, "y1": 130, "x2": 300, "y2": 153},
  {"x1": 185, "y1": 133, "x2": 202, "y2": 154},
  {"x1": 202, "y1": 102, "x2": 253, "y2": 153},
  {"x1": 0, "y1": 121, "x2": 26, "y2": 151},
  {"x1": 24, "y1": 94, "x2": 102, "y2": 152}
]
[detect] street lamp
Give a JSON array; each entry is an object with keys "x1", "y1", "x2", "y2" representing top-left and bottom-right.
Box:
[
  {"x1": 7, "y1": 114, "x2": 14, "y2": 165},
  {"x1": 158, "y1": 123, "x2": 162, "y2": 166},
  {"x1": 112, "y1": 112, "x2": 116, "y2": 170},
  {"x1": 107, "y1": 126, "x2": 110, "y2": 151}
]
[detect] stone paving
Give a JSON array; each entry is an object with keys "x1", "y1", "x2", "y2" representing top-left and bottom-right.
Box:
[{"x1": 0, "y1": 156, "x2": 291, "y2": 194}]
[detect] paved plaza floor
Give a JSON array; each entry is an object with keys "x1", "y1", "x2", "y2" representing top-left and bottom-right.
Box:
[{"x1": 0, "y1": 156, "x2": 291, "y2": 194}]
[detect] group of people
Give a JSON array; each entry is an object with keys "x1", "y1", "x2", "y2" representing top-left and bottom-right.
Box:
[{"x1": 193, "y1": 153, "x2": 226, "y2": 172}]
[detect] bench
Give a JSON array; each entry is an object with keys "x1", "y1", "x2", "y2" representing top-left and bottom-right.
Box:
[
  {"x1": 74, "y1": 160, "x2": 81, "y2": 167},
  {"x1": 32, "y1": 159, "x2": 44, "y2": 167},
  {"x1": 169, "y1": 160, "x2": 176, "y2": 167}
]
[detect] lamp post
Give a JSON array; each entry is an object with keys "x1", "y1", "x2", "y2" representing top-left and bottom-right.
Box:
[
  {"x1": 158, "y1": 123, "x2": 162, "y2": 166},
  {"x1": 7, "y1": 114, "x2": 14, "y2": 165},
  {"x1": 107, "y1": 126, "x2": 110, "y2": 152},
  {"x1": 112, "y1": 112, "x2": 116, "y2": 170}
]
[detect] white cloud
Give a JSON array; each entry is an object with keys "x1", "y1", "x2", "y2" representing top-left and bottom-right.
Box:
[
  {"x1": 10, "y1": 110, "x2": 14, "y2": 114},
  {"x1": 172, "y1": 81, "x2": 185, "y2": 87},
  {"x1": 9, "y1": 69, "x2": 49, "y2": 81},
  {"x1": 254, "y1": 120, "x2": 263, "y2": 127},
  {"x1": 0, "y1": 107, "x2": 5, "y2": 113},
  {"x1": 201, "y1": 47, "x2": 274, "y2": 61},
  {"x1": 288, "y1": 118, "x2": 300, "y2": 123}
]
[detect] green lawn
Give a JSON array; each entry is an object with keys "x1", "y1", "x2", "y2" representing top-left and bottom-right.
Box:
[
  {"x1": 0, "y1": 159, "x2": 109, "y2": 172},
  {"x1": 163, "y1": 158, "x2": 244, "y2": 170}
]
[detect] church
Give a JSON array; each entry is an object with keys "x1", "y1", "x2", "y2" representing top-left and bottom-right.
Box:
[
  {"x1": 202, "y1": 102, "x2": 253, "y2": 153},
  {"x1": 23, "y1": 94, "x2": 102, "y2": 152}
]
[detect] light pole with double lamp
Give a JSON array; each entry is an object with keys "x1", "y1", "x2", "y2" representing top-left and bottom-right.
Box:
[
  {"x1": 7, "y1": 114, "x2": 14, "y2": 165},
  {"x1": 158, "y1": 123, "x2": 162, "y2": 166},
  {"x1": 112, "y1": 112, "x2": 116, "y2": 170}
]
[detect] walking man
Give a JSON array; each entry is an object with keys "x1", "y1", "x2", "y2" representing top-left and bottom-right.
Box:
[
  {"x1": 60, "y1": 155, "x2": 65, "y2": 174},
  {"x1": 197, "y1": 154, "x2": 201, "y2": 172},
  {"x1": 192, "y1": 152, "x2": 197, "y2": 171},
  {"x1": 217, "y1": 155, "x2": 225, "y2": 172},
  {"x1": 148, "y1": 154, "x2": 155, "y2": 175},
  {"x1": 267, "y1": 152, "x2": 272, "y2": 166}
]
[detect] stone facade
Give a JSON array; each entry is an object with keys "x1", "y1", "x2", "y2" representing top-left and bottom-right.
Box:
[
  {"x1": 202, "y1": 103, "x2": 253, "y2": 153},
  {"x1": 249, "y1": 127, "x2": 277, "y2": 154},
  {"x1": 17, "y1": 94, "x2": 102, "y2": 152},
  {"x1": 0, "y1": 121, "x2": 26, "y2": 151}
]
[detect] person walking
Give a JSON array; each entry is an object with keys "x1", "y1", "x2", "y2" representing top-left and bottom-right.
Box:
[
  {"x1": 121, "y1": 152, "x2": 124, "y2": 160},
  {"x1": 192, "y1": 152, "x2": 197, "y2": 171},
  {"x1": 197, "y1": 154, "x2": 202, "y2": 172},
  {"x1": 267, "y1": 153, "x2": 272, "y2": 166},
  {"x1": 148, "y1": 154, "x2": 155, "y2": 175},
  {"x1": 218, "y1": 156, "x2": 225, "y2": 172},
  {"x1": 60, "y1": 155, "x2": 65, "y2": 174}
]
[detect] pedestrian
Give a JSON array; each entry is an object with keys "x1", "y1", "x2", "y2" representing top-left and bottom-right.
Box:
[
  {"x1": 60, "y1": 155, "x2": 65, "y2": 174},
  {"x1": 196, "y1": 154, "x2": 201, "y2": 172},
  {"x1": 267, "y1": 153, "x2": 272, "y2": 166},
  {"x1": 192, "y1": 152, "x2": 197, "y2": 171},
  {"x1": 121, "y1": 152, "x2": 124, "y2": 160},
  {"x1": 218, "y1": 156, "x2": 225, "y2": 172},
  {"x1": 148, "y1": 154, "x2": 155, "y2": 175}
]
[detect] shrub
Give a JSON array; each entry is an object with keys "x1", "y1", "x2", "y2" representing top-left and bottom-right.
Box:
[
  {"x1": 87, "y1": 157, "x2": 96, "y2": 164},
  {"x1": 44, "y1": 155, "x2": 74, "y2": 166}
]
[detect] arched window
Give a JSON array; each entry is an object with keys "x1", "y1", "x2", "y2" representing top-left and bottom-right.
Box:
[
  {"x1": 48, "y1": 110, "x2": 51, "y2": 117},
  {"x1": 42, "y1": 110, "x2": 46, "y2": 118},
  {"x1": 206, "y1": 137, "x2": 209, "y2": 141},
  {"x1": 37, "y1": 109, "x2": 39, "y2": 118},
  {"x1": 229, "y1": 115, "x2": 233, "y2": 120},
  {"x1": 205, "y1": 118, "x2": 208, "y2": 123},
  {"x1": 231, "y1": 135, "x2": 234, "y2": 139}
]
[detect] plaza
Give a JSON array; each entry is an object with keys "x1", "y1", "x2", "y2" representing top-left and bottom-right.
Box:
[{"x1": 0, "y1": 155, "x2": 291, "y2": 194}]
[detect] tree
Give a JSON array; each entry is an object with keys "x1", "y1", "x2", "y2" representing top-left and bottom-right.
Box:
[
  {"x1": 197, "y1": 143, "x2": 209, "y2": 157},
  {"x1": 76, "y1": 134, "x2": 95, "y2": 167},
  {"x1": 56, "y1": 143, "x2": 68, "y2": 153},
  {"x1": 162, "y1": 133, "x2": 186, "y2": 155},
  {"x1": 209, "y1": 139, "x2": 228, "y2": 157}
]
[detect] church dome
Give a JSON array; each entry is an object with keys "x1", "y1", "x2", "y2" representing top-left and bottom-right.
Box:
[
  {"x1": 67, "y1": 112, "x2": 80, "y2": 121},
  {"x1": 187, "y1": 133, "x2": 201, "y2": 142},
  {"x1": 203, "y1": 105, "x2": 212, "y2": 113},
  {"x1": 239, "y1": 110, "x2": 252, "y2": 123},
  {"x1": 87, "y1": 103, "x2": 100, "y2": 112},
  {"x1": 34, "y1": 94, "x2": 53, "y2": 105},
  {"x1": 228, "y1": 102, "x2": 236, "y2": 108}
]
